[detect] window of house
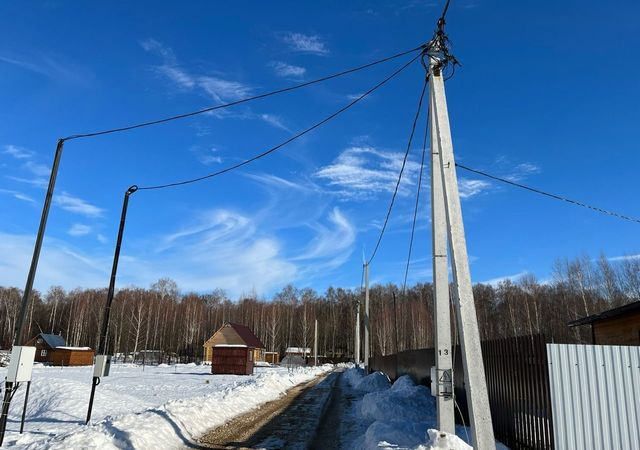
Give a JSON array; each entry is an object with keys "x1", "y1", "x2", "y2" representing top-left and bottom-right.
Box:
[{"x1": 41, "y1": 350, "x2": 47, "y2": 357}]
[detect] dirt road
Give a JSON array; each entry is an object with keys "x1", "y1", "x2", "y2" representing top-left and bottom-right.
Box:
[{"x1": 195, "y1": 371, "x2": 336, "y2": 449}]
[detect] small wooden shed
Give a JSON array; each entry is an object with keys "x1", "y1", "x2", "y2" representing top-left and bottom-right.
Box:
[
  {"x1": 25, "y1": 333, "x2": 94, "y2": 366},
  {"x1": 569, "y1": 300, "x2": 640, "y2": 345},
  {"x1": 204, "y1": 323, "x2": 265, "y2": 375}
]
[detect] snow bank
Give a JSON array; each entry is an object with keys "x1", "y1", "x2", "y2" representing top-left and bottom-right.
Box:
[
  {"x1": 415, "y1": 429, "x2": 472, "y2": 450},
  {"x1": 355, "y1": 371, "x2": 390, "y2": 393},
  {"x1": 0, "y1": 363, "x2": 333, "y2": 449},
  {"x1": 360, "y1": 375, "x2": 434, "y2": 423},
  {"x1": 342, "y1": 369, "x2": 508, "y2": 450}
]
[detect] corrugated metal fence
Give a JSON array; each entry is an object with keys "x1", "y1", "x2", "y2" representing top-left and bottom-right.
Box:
[
  {"x1": 547, "y1": 344, "x2": 640, "y2": 450},
  {"x1": 483, "y1": 335, "x2": 554, "y2": 450},
  {"x1": 370, "y1": 335, "x2": 555, "y2": 449}
]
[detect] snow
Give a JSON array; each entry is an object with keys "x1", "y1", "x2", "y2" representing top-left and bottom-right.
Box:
[
  {"x1": 55, "y1": 346, "x2": 92, "y2": 351},
  {"x1": 341, "y1": 369, "x2": 509, "y2": 450},
  {"x1": 0, "y1": 362, "x2": 332, "y2": 449},
  {"x1": 213, "y1": 344, "x2": 247, "y2": 347},
  {"x1": 0, "y1": 350, "x2": 9, "y2": 367}
]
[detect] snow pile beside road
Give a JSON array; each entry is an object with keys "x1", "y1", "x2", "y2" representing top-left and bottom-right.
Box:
[
  {"x1": 343, "y1": 370, "x2": 487, "y2": 450},
  {"x1": 344, "y1": 368, "x2": 390, "y2": 393},
  {"x1": 361, "y1": 375, "x2": 434, "y2": 423},
  {"x1": 0, "y1": 363, "x2": 332, "y2": 449}
]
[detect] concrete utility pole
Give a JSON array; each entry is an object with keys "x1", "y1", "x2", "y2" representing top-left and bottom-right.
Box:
[
  {"x1": 429, "y1": 55, "x2": 496, "y2": 449},
  {"x1": 429, "y1": 72, "x2": 455, "y2": 434},
  {"x1": 355, "y1": 298, "x2": 361, "y2": 366},
  {"x1": 314, "y1": 319, "x2": 318, "y2": 366},
  {"x1": 364, "y1": 263, "x2": 370, "y2": 372}
]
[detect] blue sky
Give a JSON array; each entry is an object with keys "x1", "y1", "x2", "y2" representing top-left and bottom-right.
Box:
[{"x1": 1, "y1": 1, "x2": 639, "y2": 298}]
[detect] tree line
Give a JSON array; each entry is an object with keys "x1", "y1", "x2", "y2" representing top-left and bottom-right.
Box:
[{"x1": 1, "y1": 253, "x2": 638, "y2": 361}]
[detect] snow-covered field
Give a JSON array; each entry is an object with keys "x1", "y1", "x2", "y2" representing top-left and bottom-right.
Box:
[
  {"x1": 342, "y1": 368, "x2": 509, "y2": 450},
  {"x1": 0, "y1": 362, "x2": 332, "y2": 449}
]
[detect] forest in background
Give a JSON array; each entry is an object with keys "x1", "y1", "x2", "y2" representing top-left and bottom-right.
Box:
[{"x1": 1, "y1": 253, "x2": 638, "y2": 362}]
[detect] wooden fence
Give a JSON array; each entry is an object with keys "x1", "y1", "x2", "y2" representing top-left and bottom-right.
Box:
[{"x1": 369, "y1": 334, "x2": 554, "y2": 450}]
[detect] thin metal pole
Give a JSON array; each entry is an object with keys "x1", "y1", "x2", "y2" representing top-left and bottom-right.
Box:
[
  {"x1": 0, "y1": 384, "x2": 14, "y2": 446},
  {"x1": 430, "y1": 62, "x2": 495, "y2": 449},
  {"x1": 364, "y1": 263, "x2": 370, "y2": 373},
  {"x1": 19, "y1": 382, "x2": 30, "y2": 434},
  {"x1": 429, "y1": 76, "x2": 455, "y2": 434},
  {"x1": 13, "y1": 138, "x2": 65, "y2": 346},
  {"x1": 86, "y1": 185, "x2": 137, "y2": 424},
  {"x1": 1, "y1": 139, "x2": 65, "y2": 447}
]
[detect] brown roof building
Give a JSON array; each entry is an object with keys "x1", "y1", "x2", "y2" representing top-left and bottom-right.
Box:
[
  {"x1": 569, "y1": 300, "x2": 640, "y2": 346},
  {"x1": 25, "y1": 333, "x2": 94, "y2": 366},
  {"x1": 203, "y1": 323, "x2": 266, "y2": 375}
]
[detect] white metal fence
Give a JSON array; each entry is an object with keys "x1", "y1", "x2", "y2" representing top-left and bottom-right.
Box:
[{"x1": 547, "y1": 343, "x2": 640, "y2": 450}]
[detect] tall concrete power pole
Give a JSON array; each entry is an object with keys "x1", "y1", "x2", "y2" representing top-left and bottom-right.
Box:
[
  {"x1": 428, "y1": 49, "x2": 496, "y2": 449},
  {"x1": 355, "y1": 299, "x2": 361, "y2": 366},
  {"x1": 364, "y1": 263, "x2": 370, "y2": 372},
  {"x1": 429, "y1": 65, "x2": 455, "y2": 434}
]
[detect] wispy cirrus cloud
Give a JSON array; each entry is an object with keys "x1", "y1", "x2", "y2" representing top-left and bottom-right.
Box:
[
  {"x1": 314, "y1": 146, "x2": 421, "y2": 200},
  {"x1": 608, "y1": 254, "x2": 640, "y2": 262},
  {"x1": 140, "y1": 38, "x2": 252, "y2": 103},
  {"x1": 269, "y1": 61, "x2": 306, "y2": 78},
  {"x1": 480, "y1": 271, "x2": 530, "y2": 286},
  {"x1": 259, "y1": 114, "x2": 290, "y2": 132},
  {"x1": 3, "y1": 145, "x2": 33, "y2": 160},
  {"x1": 68, "y1": 223, "x2": 92, "y2": 236},
  {"x1": 294, "y1": 207, "x2": 356, "y2": 271},
  {"x1": 0, "y1": 53, "x2": 91, "y2": 85},
  {"x1": 55, "y1": 192, "x2": 104, "y2": 217},
  {"x1": 458, "y1": 178, "x2": 491, "y2": 199},
  {"x1": 282, "y1": 32, "x2": 329, "y2": 55},
  {"x1": 0, "y1": 188, "x2": 35, "y2": 203}
]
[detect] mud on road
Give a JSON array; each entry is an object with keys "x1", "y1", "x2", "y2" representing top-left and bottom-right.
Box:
[{"x1": 194, "y1": 371, "x2": 336, "y2": 449}]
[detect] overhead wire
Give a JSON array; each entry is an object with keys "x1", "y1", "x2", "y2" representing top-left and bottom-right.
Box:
[
  {"x1": 366, "y1": 73, "x2": 429, "y2": 265},
  {"x1": 401, "y1": 107, "x2": 430, "y2": 294},
  {"x1": 62, "y1": 45, "x2": 426, "y2": 141},
  {"x1": 455, "y1": 163, "x2": 640, "y2": 224},
  {"x1": 136, "y1": 52, "x2": 422, "y2": 191}
]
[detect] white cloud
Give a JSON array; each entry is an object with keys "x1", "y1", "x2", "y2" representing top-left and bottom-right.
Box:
[
  {"x1": 282, "y1": 32, "x2": 329, "y2": 55},
  {"x1": 23, "y1": 161, "x2": 51, "y2": 177},
  {"x1": 198, "y1": 76, "x2": 252, "y2": 103},
  {"x1": 458, "y1": 178, "x2": 491, "y2": 199},
  {"x1": 156, "y1": 65, "x2": 195, "y2": 89},
  {"x1": 97, "y1": 234, "x2": 108, "y2": 244},
  {"x1": 0, "y1": 189, "x2": 35, "y2": 203},
  {"x1": 0, "y1": 232, "x2": 111, "y2": 290},
  {"x1": 141, "y1": 38, "x2": 252, "y2": 103},
  {"x1": 480, "y1": 271, "x2": 530, "y2": 287},
  {"x1": 608, "y1": 254, "x2": 640, "y2": 262},
  {"x1": 194, "y1": 147, "x2": 224, "y2": 165},
  {"x1": 294, "y1": 207, "x2": 356, "y2": 271},
  {"x1": 270, "y1": 61, "x2": 306, "y2": 78},
  {"x1": 68, "y1": 223, "x2": 92, "y2": 236},
  {"x1": 54, "y1": 192, "x2": 104, "y2": 217},
  {"x1": 3, "y1": 145, "x2": 33, "y2": 159},
  {"x1": 314, "y1": 146, "x2": 421, "y2": 200},
  {"x1": 259, "y1": 114, "x2": 290, "y2": 132}
]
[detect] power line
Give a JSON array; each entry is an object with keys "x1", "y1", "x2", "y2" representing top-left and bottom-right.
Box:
[
  {"x1": 402, "y1": 109, "x2": 429, "y2": 294},
  {"x1": 455, "y1": 163, "x2": 640, "y2": 224},
  {"x1": 62, "y1": 45, "x2": 425, "y2": 141},
  {"x1": 367, "y1": 75, "x2": 429, "y2": 265},
  {"x1": 137, "y1": 53, "x2": 422, "y2": 191}
]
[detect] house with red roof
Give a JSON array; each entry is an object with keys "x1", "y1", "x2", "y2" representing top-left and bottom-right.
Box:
[{"x1": 203, "y1": 323, "x2": 266, "y2": 374}]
